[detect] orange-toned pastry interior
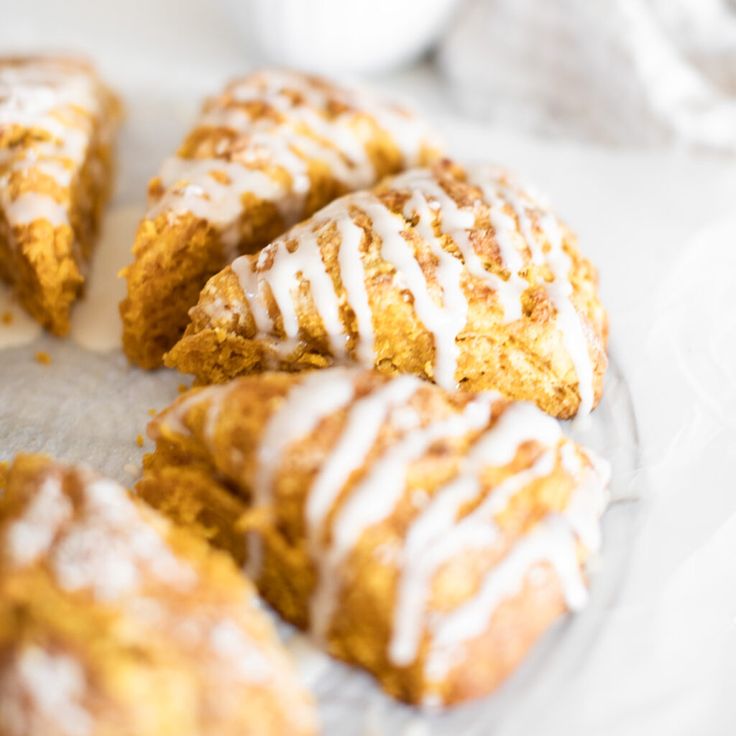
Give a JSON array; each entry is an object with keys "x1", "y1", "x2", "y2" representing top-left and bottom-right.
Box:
[
  {"x1": 138, "y1": 367, "x2": 610, "y2": 708},
  {"x1": 166, "y1": 160, "x2": 607, "y2": 419},
  {"x1": 0, "y1": 454, "x2": 317, "y2": 736},
  {"x1": 120, "y1": 69, "x2": 442, "y2": 370},
  {"x1": 0, "y1": 56, "x2": 121, "y2": 335}
]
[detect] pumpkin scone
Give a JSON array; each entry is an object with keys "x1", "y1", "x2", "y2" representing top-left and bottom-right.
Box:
[
  {"x1": 138, "y1": 368, "x2": 610, "y2": 707},
  {"x1": 165, "y1": 161, "x2": 607, "y2": 419},
  {"x1": 0, "y1": 454, "x2": 317, "y2": 736},
  {"x1": 120, "y1": 69, "x2": 440, "y2": 369},
  {"x1": 0, "y1": 56, "x2": 120, "y2": 334}
]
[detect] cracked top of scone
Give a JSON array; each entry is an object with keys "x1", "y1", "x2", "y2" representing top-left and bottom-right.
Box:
[
  {"x1": 0, "y1": 454, "x2": 316, "y2": 736},
  {"x1": 166, "y1": 160, "x2": 608, "y2": 418}
]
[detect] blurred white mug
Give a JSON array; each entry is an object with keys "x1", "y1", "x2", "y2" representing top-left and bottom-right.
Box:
[{"x1": 222, "y1": 0, "x2": 461, "y2": 75}]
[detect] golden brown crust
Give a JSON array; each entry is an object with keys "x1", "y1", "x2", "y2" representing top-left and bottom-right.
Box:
[
  {"x1": 166, "y1": 161, "x2": 607, "y2": 419},
  {"x1": 0, "y1": 56, "x2": 121, "y2": 335},
  {"x1": 0, "y1": 454, "x2": 316, "y2": 736},
  {"x1": 120, "y1": 69, "x2": 441, "y2": 369},
  {"x1": 138, "y1": 369, "x2": 609, "y2": 707}
]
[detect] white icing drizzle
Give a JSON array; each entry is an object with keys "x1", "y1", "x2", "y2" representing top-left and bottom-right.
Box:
[
  {"x1": 147, "y1": 69, "x2": 434, "y2": 247},
  {"x1": 150, "y1": 157, "x2": 285, "y2": 231},
  {"x1": 159, "y1": 383, "x2": 233, "y2": 441},
  {"x1": 231, "y1": 256, "x2": 273, "y2": 335},
  {"x1": 305, "y1": 375, "x2": 422, "y2": 552},
  {"x1": 389, "y1": 169, "x2": 521, "y2": 321},
  {"x1": 470, "y1": 168, "x2": 596, "y2": 414},
  {"x1": 335, "y1": 211, "x2": 375, "y2": 364},
  {"x1": 5, "y1": 475, "x2": 71, "y2": 566},
  {"x1": 4, "y1": 193, "x2": 69, "y2": 226},
  {"x1": 235, "y1": 196, "x2": 377, "y2": 362},
  {"x1": 3, "y1": 647, "x2": 92, "y2": 736},
  {"x1": 0, "y1": 59, "x2": 101, "y2": 230},
  {"x1": 227, "y1": 69, "x2": 434, "y2": 168},
  {"x1": 51, "y1": 478, "x2": 195, "y2": 601},
  {"x1": 264, "y1": 224, "x2": 347, "y2": 359},
  {"x1": 247, "y1": 369, "x2": 357, "y2": 578},
  {"x1": 389, "y1": 448, "x2": 556, "y2": 666},
  {"x1": 399, "y1": 187, "x2": 468, "y2": 387},
  {"x1": 310, "y1": 392, "x2": 496, "y2": 642},
  {"x1": 230, "y1": 167, "x2": 596, "y2": 410},
  {"x1": 424, "y1": 514, "x2": 588, "y2": 680},
  {"x1": 5, "y1": 469, "x2": 194, "y2": 600},
  {"x1": 358, "y1": 192, "x2": 468, "y2": 388},
  {"x1": 202, "y1": 104, "x2": 372, "y2": 191}
]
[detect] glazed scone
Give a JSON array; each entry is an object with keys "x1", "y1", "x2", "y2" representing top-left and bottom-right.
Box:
[
  {"x1": 120, "y1": 69, "x2": 440, "y2": 369},
  {"x1": 138, "y1": 368, "x2": 610, "y2": 707},
  {"x1": 0, "y1": 56, "x2": 120, "y2": 334},
  {"x1": 0, "y1": 454, "x2": 317, "y2": 736},
  {"x1": 165, "y1": 161, "x2": 607, "y2": 419}
]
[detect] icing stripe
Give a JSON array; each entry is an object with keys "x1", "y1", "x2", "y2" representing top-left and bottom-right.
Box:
[
  {"x1": 4, "y1": 193, "x2": 69, "y2": 227},
  {"x1": 305, "y1": 375, "x2": 422, "y2": 551},
  {"x1": 247, "y1": 369, "x2": 357, "y2": 578},
  {"x1": 424, "y1": 514, "x2": 588, "y2": 681},
  {"x1": 0, "y1": 59, "x2": 102, "y2": 233}
]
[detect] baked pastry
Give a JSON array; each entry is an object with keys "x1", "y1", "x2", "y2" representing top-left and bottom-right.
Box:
[
  {"x1": 0, "y1": 56, "x2": 120, "y2": 335},
  {"x1": 120, "y1": 69, "x2": 440, "y2": 369},
  {"x1": 138, "y1": 367, "x2": 610, "y2": 707},
  {"x1": 165, "y1": 161, "x2": 607, "y2": 419},
  {"x1": 0, "y1": 454, "x2": 316, "y2": 736}
]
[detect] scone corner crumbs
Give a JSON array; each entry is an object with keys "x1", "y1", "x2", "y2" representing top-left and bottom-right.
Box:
[
  {"x1": 34, "y1": 351, "x2": 52, "y2": 365},
  {"x1": 1, "y1": 310, "x2": 13, "y2": 326},
  {"x1": 177, "y1": 383, "x2": 190, "y2": 394}
]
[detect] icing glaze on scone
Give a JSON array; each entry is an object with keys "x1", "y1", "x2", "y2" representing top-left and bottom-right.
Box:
[
  {"x1": 141, "y1": 368, "x2": 610, "y2": 706},
  {"x1": 169, "y1": 161, "x2": 607, "y2": 418}
]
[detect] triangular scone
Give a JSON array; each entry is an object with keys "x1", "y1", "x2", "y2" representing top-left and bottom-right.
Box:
[
  {"x1": 166, "y1": 161, "x2": 608, "y2": 419},
  {"x1": 138, "y1": 368, "x2": 610, "y2": 707},
  {"x1": 0, "y1": 57, "x2": 120, "y2": 334},
  {"x1": 0, "y1": 454, "x2": 316, "y2": 736},
  {"x1": 120, "y1": 69, "x2": 441, "y2": 369}
]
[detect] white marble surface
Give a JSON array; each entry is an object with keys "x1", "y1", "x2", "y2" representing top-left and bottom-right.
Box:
[{"x1": 1, "y1": 1, "x2": 735, "y2": 734}]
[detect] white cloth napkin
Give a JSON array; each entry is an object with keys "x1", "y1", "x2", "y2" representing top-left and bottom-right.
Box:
[{"x1": 438, "y1": 0, "x2": 736, "y2": 151}]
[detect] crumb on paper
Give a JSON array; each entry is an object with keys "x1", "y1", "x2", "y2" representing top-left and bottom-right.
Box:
[
  {"x1": 148, "y1": 408, "x2": 158, "y2": 417},
  {"x1": 1, "y1": 310, "x2": 13, "y2": 326},
  {"x1": 35, "y1": 351, "x2": 52, "y2": 365},
  {"x1": 178, "y1": 383, "x2": 190, "y2": 394},
  {"x1": 123, "y1": 462, "x2": 140, "y2": 478},
  {"x1": 135, "y1": 433, "x2": 144, "y2": 448}
]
